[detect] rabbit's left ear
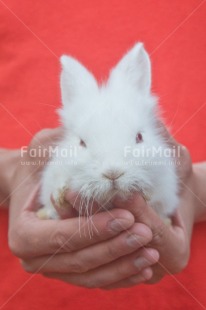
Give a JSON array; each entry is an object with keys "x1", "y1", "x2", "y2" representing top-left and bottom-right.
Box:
[
  {"x1": 60, "y1": 55, "x2": 98, "y2": 106},
  {"x1": 109, "y1": 43, "x2": 151, "y2": 94}
]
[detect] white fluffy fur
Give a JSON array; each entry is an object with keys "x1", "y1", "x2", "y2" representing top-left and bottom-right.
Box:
[{"x1": 40, "y1": 43, "x2": 179, "y2": 219}]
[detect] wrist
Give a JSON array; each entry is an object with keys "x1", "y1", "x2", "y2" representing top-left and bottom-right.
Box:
[
  {"x1": 0, "y1": 149, "x2": 21, "y2": 207},
  {"x1": 192, "y1": 162, "x2": 206, "y2": 223}
]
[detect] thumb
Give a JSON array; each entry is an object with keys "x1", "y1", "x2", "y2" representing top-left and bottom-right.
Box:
[{"x1": 113, "y1": 194, "x2": 184, "y2": 252}]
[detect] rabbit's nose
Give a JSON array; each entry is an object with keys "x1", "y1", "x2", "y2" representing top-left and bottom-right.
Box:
[{"x1": 102, "y1": 170, "x2": 125, "y2": 181}]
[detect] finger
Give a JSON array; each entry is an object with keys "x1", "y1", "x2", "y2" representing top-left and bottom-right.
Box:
[
  {"x1": 156, "y1": 120, "x2": 179, "y2": 147},
  {"x1": 43, "y1": 248, "x2": 159, "y2": 288},
  {"x1": 113, "y1": 194, "x2": 184, "y2": 254},
  {"x1": 10, "y1": 128, "x2": 66, "y2": 215},
  {"x1": 9, "y1": 176, "x2": 135, "y2": 259},
  {"x1": 30, "y1": 127, "x2": 64, "y2": 150},
  {"x1": 9, "y1": 189, "x2": 136, "y2": 258},
  {"x1": 102, "y1": 267, "x2": 153, "y2": 289},
  {"x1": 145, "y1": 265, "x2": 165, "y2": 284},
  {"x1": 144, "y1": 255, "x2": 186, "y2": 285},
  {"x1": 22, "y1": 223, "x2": 153, "y2": 273},
  {"x1": 156, "y1": 120, "x2": 192, "y2": 179}
]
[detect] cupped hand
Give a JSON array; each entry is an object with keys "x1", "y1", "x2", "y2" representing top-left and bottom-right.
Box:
[
  {"x1": 109, "y1": 127, "x2": 196, "y2": 288},
  {"x1": 8, "y1": 128, "x2": 158, "y2": 288}
]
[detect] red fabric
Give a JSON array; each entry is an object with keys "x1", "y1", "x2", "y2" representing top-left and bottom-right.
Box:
[{"x1": 0, "y1": 0, "x2": 206, "y2": 309}]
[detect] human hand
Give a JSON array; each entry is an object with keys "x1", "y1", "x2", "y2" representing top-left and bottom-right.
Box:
[
  {"x1": 8, "y1": 128, "x2": 159, "y2": 288},
  {"x1": 111, "y1": 127, "x2": 200, "y2": 288}
]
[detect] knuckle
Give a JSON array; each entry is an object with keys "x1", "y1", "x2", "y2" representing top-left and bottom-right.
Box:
[
  {"x1": 115, "y1": 261, "x2": 129, "y2": 278},
  {"x1": 127, "y1": 275, "x2": 139, "y2": 285},
  {"x1": 181, "y1": 247, "x2": 190, "y2": 269},
  {"x1": 50, "y1": 230, "x2": 74, "y2": 252},
  {"x1": 146, "y1": 276, "x2": 162, "y2": 284},
  {"x1": 106, "y1": 243, "x2": 119, "y2": 260},
  {"x1": 78, "y1": 264, "x2": 89, "y2": 273},
  {"x1": 20, "y1": 260, "x2": 36, "y2": 273},
  {"x1": 128, "y1": 275, "x2": 144, "y2": 286},
  {"x1": 151, "y1": 223, "x2": 166, "y2": 247},
  {"x1": 83, "y1": 279, "x2": 98, "y2": 289},
  {"x1": 77, "y1": 274, "x2": 102, "y2": 288},
  {"x1": 72, "y1": 276, "x2": 97, "y2": 288},
  {"x1": 29, "y1": 129, "x2": 53, "y2": 148},
  {"x1": 8, "y1": 224, "x2": 28, "y2": 258},
  {"x1": 178, "y1": 145, "x2": 192, "y2": 178},
  {"x1": 8, "y1": 229, "x2": 19, "y2": 256},
  {"x1": 82, "y1": 223, "x2": 101, "y2": 241},
  {"x1": 177, "y1": 258, "x2": 189, "y2": 272},
  {"x1": 180, "y1": 145, "x2": 190, "y2": 162},
  {"x1": 173, "y1": 246, "x2": 190, "y2": 273},
  {"x1": 69, "y1": 260, "x2": 88, "y2": 274},
  {"x1": 42, "y1": 272, "x2": 52, "y2": 279},
  {"x1": 145, "y1": 267, "x2": 163, "y2": 284}
]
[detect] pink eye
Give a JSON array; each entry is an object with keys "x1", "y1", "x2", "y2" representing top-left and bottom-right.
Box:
[
  {"x1": 80, "y1": 139, "x2": 86, "y2": 147},
  {"x1": 136, "y1": 133, "x2": 143, "y2": 143}
]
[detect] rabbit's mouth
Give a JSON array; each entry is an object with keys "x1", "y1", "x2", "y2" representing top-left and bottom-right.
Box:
[
  {"x1": 71, "y1": 186, "x2": 152, "y2": 216},
  {"x1": 70, "y1": 178, "x2": 153, "y2": 215},
  {"x1": 108, "y1": 183, "x2": 152, "y2": 203}
]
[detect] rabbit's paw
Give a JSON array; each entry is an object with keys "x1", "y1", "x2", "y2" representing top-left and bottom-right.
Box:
[
  {"x1": 52, "y1": 186, "x2": 69, "y2": 209},
  {"x1": 37, "y1": 186, "x2": 69, "y2": 220},
  {"x1": 36, "y1": 205, "x2": 59, "y2": 220}
]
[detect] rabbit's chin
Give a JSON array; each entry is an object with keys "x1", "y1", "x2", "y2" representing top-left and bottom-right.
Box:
[
  {"x1": 73, "y1": 186, "x2": 146, "y2": 216},
  {"x1": 71, "y1": 188, "x2": 118, "y2": 214}
]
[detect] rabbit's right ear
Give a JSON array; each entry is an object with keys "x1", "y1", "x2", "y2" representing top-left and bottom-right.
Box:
[
  {"x1": 60, "y1": 56, "x2": 98, "y2": 105},
  {"x1": 109, "y1": 43, "x2": 151, "y2": 94}
]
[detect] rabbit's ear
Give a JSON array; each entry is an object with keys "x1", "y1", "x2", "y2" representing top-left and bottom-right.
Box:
[
  {"x1": 60, "y1": 55, "x2": 98, "y2": 105},
  {"x1": 109, "y1": 43, "x2": 151, "y2": 94}
]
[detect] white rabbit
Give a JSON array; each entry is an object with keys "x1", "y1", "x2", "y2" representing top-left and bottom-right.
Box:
[{"x1": 38, "y1": 43, "x2": 179, "y2": 220}]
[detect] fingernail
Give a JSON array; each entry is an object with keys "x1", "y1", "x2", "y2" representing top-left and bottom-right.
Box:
[
  {"x1": 108, "y1": 218, "x2": 132, "y2": 232},
  {"x1": 64, "y1": 191, "x2": 77, "y2": 205},
  {"x1": 126, "y1": 234, "x2": 141, "y2": 248},
  {"x1": 134, "y1": 257, "x2": 150, "y2": 270}
]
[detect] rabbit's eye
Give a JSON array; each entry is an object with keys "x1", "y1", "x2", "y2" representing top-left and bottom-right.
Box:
[
  {"x1": 80, "y1": 139, "x2": 86, "y2": 147},
  {"x1": 136, "y1": 133, "x2": 143, "y2": 143}
]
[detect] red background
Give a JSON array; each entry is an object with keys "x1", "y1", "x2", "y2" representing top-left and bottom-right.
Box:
[{"x1": 0, "y1": 0, "x2": 206, "y2": 309}]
